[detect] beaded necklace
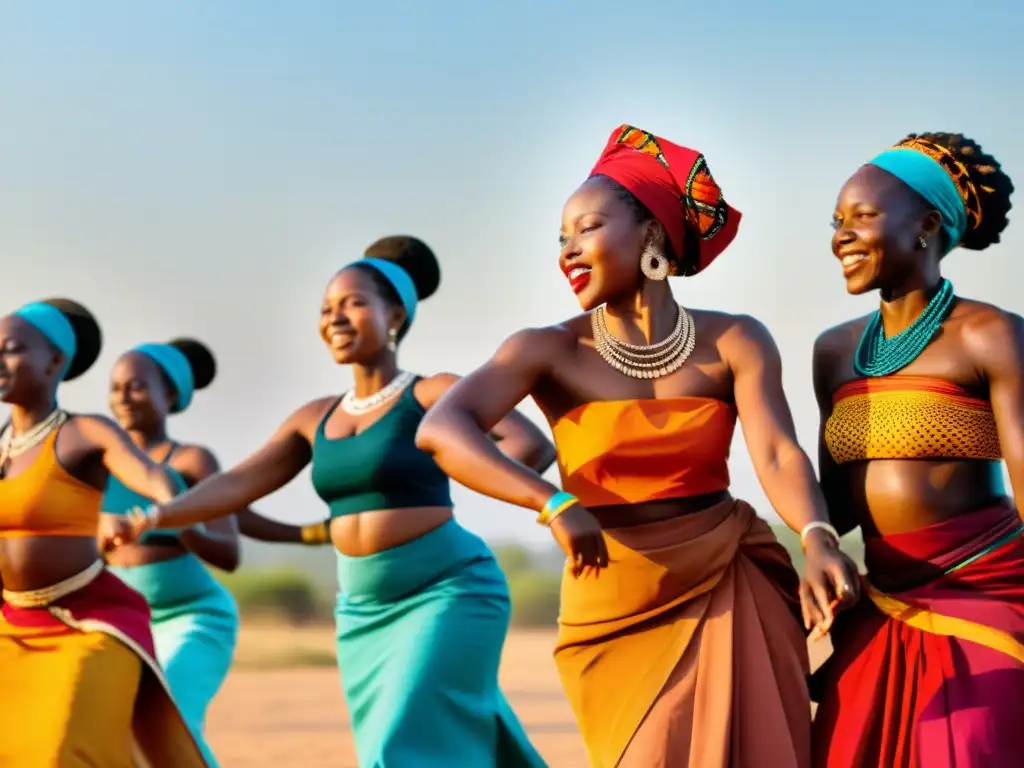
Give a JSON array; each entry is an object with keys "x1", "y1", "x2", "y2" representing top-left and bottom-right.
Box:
[{"x1": 853, "y1": 278, "x2": 955, "y2": 378}]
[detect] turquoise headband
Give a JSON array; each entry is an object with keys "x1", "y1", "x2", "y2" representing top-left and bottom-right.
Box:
[
  {"x1": 355, "y1": 257, "x2": 418, "y2": 328},
  {"x1": 134, "y1": 343, "x2": 195, "y2": 413},
  {"x1": 869, "y1": 147, "x2": 967, "y2": 252},
  {"x1": 14, "y1": 302, "x2": 77, "y2": 379}
]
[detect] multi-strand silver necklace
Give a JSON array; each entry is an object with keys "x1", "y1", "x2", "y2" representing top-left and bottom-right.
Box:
[
  {"x1": 340, "y1": 370, "x2": 416, "y2": 415},
  {"x1": 0, "y1": 409, "x2": 68, "y2": 476},
  {"x1": 591, "y1": 304, "x2": 697, "y2": 379}
]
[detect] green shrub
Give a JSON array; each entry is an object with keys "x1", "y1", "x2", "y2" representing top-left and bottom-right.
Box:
[
  {"x1": 507, "y1": 572, "x2": 561, "y2": 628},
  {"x1": 217, "y1": 568, "x2": 325, "y2": 625},
  {"x1": 492, "y1": 543, "x2": 533, "y2": 578}
]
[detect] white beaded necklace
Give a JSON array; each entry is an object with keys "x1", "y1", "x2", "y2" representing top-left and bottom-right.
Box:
[
  {"x1": 339, "y1": 371, "x2": 416, "y2": 415},
  {"x1": 591, "y1": 304, "x2": 697, "y2": 379},
  {"x1": 0, "y1": 409, "x2": 68, "y2": 475}
]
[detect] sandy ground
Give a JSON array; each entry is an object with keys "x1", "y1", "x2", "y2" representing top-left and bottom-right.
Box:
[{"x1": 207, "y1": 625, "x2": 831, "y2": 767}]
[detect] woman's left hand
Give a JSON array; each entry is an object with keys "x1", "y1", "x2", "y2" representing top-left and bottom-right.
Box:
[
  {"x1": 98, "y1": 513, "x2": 135, "y2": 552},
  {"x1": 799, "y1": 530, "x2": 861, "y2": 639}
]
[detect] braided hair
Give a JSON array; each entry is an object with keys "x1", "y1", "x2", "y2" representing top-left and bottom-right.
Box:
[{"x1": 902, "y1": 132, "x2": 1014, "y2": 252}]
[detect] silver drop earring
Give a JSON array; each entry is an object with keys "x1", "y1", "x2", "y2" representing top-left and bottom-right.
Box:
[
  {"x1": 387, "y1": 327, "x2": 398, "y2": 352},
  {"x1": 918, "y1": 236, "x2": 928, "y2": 249},
  {"x1": 640, "y1": 245, "x2": 669, "y2": 281}
]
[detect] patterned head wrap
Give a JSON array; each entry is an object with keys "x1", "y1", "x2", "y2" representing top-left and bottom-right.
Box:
[
  {"x1": 589, "y1": 124, "x2": 741, "y2": 276},
  {"x1": 869, "y1": 137, "x2": 983, "y2": 252}
]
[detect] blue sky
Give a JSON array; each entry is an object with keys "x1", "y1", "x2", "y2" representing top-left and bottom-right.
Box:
[{"x1": 2, "y1": 1, "x2": 1022, "y2": 546}]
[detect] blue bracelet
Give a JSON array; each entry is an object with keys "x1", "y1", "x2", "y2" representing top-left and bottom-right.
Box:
[{"x1": 538, "y1": 491, "x2": 578, "y2": 526}]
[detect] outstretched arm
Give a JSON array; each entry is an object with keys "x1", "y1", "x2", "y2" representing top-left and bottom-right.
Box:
[
  {"x1": 172, "y1": 446, "x2": 242, "y2": 572},
  {"x1": 141, "y1": 400, "x2": 326, "y2": 531},
  {"x1": 78, "y1": 415, "x2": 179, "y2": 503},
  {"x1": 236, "y1": 510, "x2": 330, "y2": 545},
  {"x1": 725, "y1": 317, "x2": 860, "y2": 632}
]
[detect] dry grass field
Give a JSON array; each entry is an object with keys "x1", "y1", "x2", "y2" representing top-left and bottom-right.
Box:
[{"x1": 206, "y1": 624, "x2": 832, "y2": 767}]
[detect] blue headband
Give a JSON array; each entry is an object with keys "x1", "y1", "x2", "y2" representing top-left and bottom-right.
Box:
[
  {"x1": 868, "y1": 147, "x2": 967, "y2": 252},
  {"x1": 14, "y1": 302, "x2": 77, "y2": 379},
  {"x1": 355, "y1": 258, "x2": 418, "y2": 328},
  {"x1": 134, "y1": 343, "x2": 195, "y2": 413}
]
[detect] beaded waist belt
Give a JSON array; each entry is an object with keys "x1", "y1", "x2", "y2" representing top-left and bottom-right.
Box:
[{"x1": 2, "y1": 559, "x2": 105, "y2": 608}]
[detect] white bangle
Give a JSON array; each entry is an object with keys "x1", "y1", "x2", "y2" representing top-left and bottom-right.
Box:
[{"x1": 800, "y1": 521, "x2": 840, "y2": 551}]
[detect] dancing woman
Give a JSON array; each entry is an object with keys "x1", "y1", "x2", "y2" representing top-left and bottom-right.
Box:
[
  {"x1": 811, "y1": 132, "x2": 1022, "y2": 766},
  {"x1": 415, "y1": 125, "x2": 860, "y2": 768},
  {"x1": 113, "y1": 237, "x2": 552, "y2": 767},
  {"x1": 102, "y1": 338, "x2": 243, "y2": 766},
  {"x1": 0, "y1": 299, "x2": 207, "y2": 767}
]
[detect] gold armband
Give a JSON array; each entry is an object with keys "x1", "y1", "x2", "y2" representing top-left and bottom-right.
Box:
[{"x1": 300, "y1": 521, "x2": 330, "y2": 545}]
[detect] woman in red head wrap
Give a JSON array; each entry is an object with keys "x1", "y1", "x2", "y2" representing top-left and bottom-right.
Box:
[{"x1": 416, "y1": 125, "x2": 859, "y2": 767}]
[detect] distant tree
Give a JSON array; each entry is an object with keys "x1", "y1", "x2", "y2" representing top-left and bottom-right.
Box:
[
  {"x1": 491, "y1": 543, "x2": 533, "y2": 577},
  {"x1": 508, "y1": 573, "x2": 561, "y2": 627},
  {"x1": 218, "y1": 568, "x2": 325, "y2": 625}
]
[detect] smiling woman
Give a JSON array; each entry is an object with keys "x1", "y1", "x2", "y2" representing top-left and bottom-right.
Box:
[
  {"x1": 812, "y1": 132, "x2": 1022, "y2": 767},
  {"x1": 105, "y1": 236, "x2": 553, "y2": 767},
  {"x1": 102, "y1": 337, "x2": 244, "y2": 767},
  {"x1": 0, "y1": 299, "x2": 207, "y2": 766},
  {"x1": 415, "y1": 124, "x2": 861, "y2": 768}
]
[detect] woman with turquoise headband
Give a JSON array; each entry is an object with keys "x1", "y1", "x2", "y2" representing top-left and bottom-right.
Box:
[
  {"x1": 111, "y1": 236, "x2": 554, "y2": 766},
  {"x1": 0, "y1": 299, "x2": 207, "y2": 766},
  {"x1": 102, "y1": 338, "x2": 238, "y2": 766},
  {"x1": 810, "y1": 132, "x2": 1023, "y2": 766},
  {"x1": 102, "y1": 336, "x2": 332, "y2": 765}
]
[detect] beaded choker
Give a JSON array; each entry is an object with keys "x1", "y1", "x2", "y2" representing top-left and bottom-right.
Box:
[{"x1": 853, "y1": 279, "x2": 955, "y2": 378}]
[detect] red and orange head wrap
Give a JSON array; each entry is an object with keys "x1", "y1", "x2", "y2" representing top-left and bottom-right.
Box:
[{"x1": 588, "y1": 124, "x2": 741, "y2": 276}]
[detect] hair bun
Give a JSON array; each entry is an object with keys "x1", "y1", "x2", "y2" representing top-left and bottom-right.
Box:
[
  {"x1": 40, "y1": 298, "x2": 102, "y2": 381},
  {"x1": 167, "y1": 338, "x2": 217, "y2": 390},
  {"x1": 364, "y1": 235, "x2": 441, "y2": 301},
  {"x1": 903, "y1": 132, "x2": 1014, "y2": 252}
]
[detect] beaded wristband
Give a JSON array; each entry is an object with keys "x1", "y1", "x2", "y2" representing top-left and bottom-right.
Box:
[
  {"x1": 800, "y1": 521, "x2": 840, "y2": 552},
  {"x1": 300, "y1": 521, "x2": 330, "y2": 545},
  {"x1": 537, "y1": 491, "x2": 578, "y2": 527}
]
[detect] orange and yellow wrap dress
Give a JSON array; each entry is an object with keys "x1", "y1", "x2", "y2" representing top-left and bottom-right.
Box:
[
  {"x1": 0, "y1": 428, "x2": 207, "y2": 767},
  {"x1": 550, "y1": 397, "x2": 811, "y2": 768}
]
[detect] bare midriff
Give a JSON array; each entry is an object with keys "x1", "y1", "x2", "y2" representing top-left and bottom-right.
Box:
[
  {"x1": 838, "y1": 459, "x2": 1006, "y2": 538},
  {"x1": 329, "y1": 506, "x2": 454, "y2": 556}
]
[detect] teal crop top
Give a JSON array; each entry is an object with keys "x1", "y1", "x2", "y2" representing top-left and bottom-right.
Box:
[
  {"x1": 102, "y1": 449, "x2": 187, "y2": 545},
  {"x1": 311, "y1": 378, "x2": 453, "y2": 518}
]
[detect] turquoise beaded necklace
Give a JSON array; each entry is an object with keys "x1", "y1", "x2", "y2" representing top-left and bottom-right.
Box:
[{"x1": 853, "y1": 278, "x2": 956, "y2": 378}]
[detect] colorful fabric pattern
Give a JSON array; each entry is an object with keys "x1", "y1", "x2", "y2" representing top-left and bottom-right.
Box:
[
  {"x1": 0, "y1": 569, "x2": 208, "y2": 767},
  {"x1": 555, "y1": 499, "x2": 810, "y2": 768},
  {"x1": 812, "y1": 503, "x2": 1024, "y2": 767},
  {"x1": 824, "y1": 376, "x2": 1001, "y2": 464},
  {"x1": 551, "y1": 396, "x2": 735, "y2": 506},
  {"x1": 894, "y1": 137, "x2": 983, "y2": 232},
  {"x1": 589, "y1": 124, "x2": 741, "y2": 276}
]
